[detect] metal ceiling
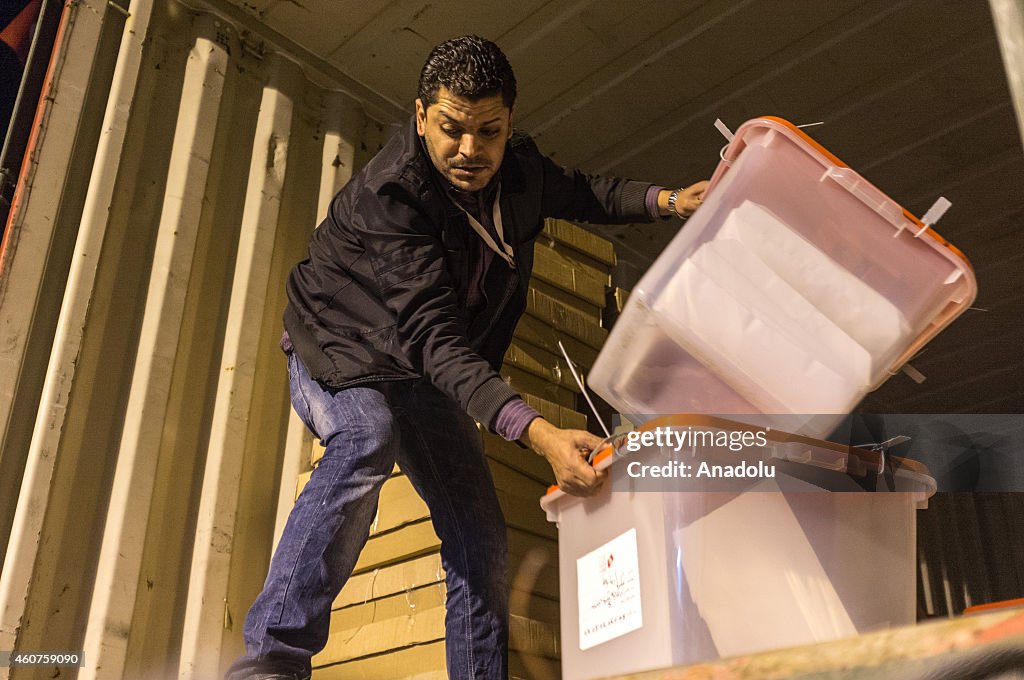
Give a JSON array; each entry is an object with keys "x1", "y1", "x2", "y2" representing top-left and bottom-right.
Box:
[{"x1": 220, "y1": 0, "x2": 1023, "y2": 412}]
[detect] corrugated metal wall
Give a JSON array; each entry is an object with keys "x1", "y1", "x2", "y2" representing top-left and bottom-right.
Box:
[
  {"x1": 918, "y1": 493, "x2": 1024, "y2": 620},
  {"x1": 0, "y1": 0, "x2": 388, "y2": 677}
]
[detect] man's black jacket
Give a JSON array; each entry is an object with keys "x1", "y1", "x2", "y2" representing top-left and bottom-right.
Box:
[{"x1": 284, "y1": 116, "x2": 656, "y2": 430}]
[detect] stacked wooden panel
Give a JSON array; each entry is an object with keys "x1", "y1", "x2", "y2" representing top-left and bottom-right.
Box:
[{"x1": 301, "y1": 218, "x2": 617, "y2": 678}]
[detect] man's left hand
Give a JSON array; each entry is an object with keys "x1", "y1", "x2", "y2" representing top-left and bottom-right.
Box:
[{"x1": 670, "y1": 180, "x2": 709, "y2": 218}]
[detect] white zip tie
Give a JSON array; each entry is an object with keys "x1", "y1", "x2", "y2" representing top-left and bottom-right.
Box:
[
  {"x1": 714, "y1": 118, "x2": 735, "y2": 141},
  {"x1": 916, "y1": 196, "x2": 952, "y2": 237},
  {"x1": 557, "y1": 340, "x2": 611, "y2": 439}
]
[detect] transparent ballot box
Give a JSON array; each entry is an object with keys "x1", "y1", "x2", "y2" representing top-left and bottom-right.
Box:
[
  {"x1": 589, "y1": 117, "x2": 976, "y2": 438},
  {"x1": 540, "y1": 415, "x2": 935, "y2": 679}
]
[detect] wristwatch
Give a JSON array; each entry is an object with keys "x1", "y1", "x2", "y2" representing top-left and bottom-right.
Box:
[{"x1": 667, "y1": 188, "x2": 682, "y2": 217}]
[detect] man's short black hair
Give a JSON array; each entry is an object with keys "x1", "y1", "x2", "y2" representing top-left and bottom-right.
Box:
[{"x1": 417, "y1": 35, "x2": 516, "y2": 109}]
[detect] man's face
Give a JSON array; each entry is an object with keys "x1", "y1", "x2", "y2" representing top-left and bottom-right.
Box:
[{"x1": 416, "y1": 86, "x2": 512, "y2": 192}]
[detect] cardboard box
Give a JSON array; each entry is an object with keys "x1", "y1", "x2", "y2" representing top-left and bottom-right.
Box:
[
  {"x1": 511, "y1": 589, "x2": 560, "y2": 626},
  {"x1": 519, "y1": 393, "x2": 560, "y2": 427},
  {"x1": 536, "y1": 240, "x2": 613, "y2": 291},
  {"x1": 505, "y1": 341, "x2": 579, "y2": 393},
  {"x1": 332, "y1": 581, "x2": 559, "y2": 630},
  {"x1": 519, "y1": 394, "x2": 587, "y2": 431},
  {"x1": 332, "y1": 581, "x2": 558, "y2": 626},
  {"x1": 514, "y1": 313, "x2": 600, "y2": 370},
  {"x1": 357, "y1": 481, "x2": 553, "y2": 573},
  {"x1": 345, "y1": 527, "x2": 556, "y2": 601},
  {"x1": 349, "y1": 498, "x2": 557, "y2": 587},
  {"x1": 318, "y1": 604, "x2": 560, "y2": 667},
  {"x1": 558, "y1": 405, "x2": 587, "y2": 431},
  {"x1": 318, "y1": 525, "x2": 562, "y2": 675},
  {"x1": 483, "y1": 432, "x2": 556, "y2": 486},
  {"x1": 296, "y1": 469, "x2": 312, "y2": 499},
  {"x1": 510, "y1": 614, "x2": 561, "y2": 660},
  {"x1": 313, "y1": 639, "x2": 447, "y2": 679},
  {"x1": 371, "y1": 473, "x2": 430, "y2": 536},
  {"x1": 532, "y1": 246, "x2": 608, "y2": 309},
  {"x1": 491, "y1": 462, "x2": 557, "y2": 542},
  {"x1": 536, "y1": 234, "x2": 615, "y2": 289},
  {"x1": 543, "y1": 218, "x2": 616, "y2": 267},
  {"x1": 331, "y1": 582, "x2": 446, "y2": 631},
  {"x1": 510, "y1": 652, "x2": 561, "y2": 680},
  {"x1": 508, "y1": 528, "x2": 561, "y2": 600},
  {"x1": 336, "y1": 552, "x2": 444, "y2": 609},
  {"x1": 530, "y1": 279, "x2": 602, "y2": 323},
  {"x1": 317, "y1": 605, "x2": 446, "y2": 665},
  {"x1": 352, "y1": 519, "x2": 440, "y2": 573},
  {"x1": 489, "y1": 455, "x2": 549, "y2": 499},
  {"x1": 526, "y1": 286, "x2": 608, "y2": 350},
  {"x1": 501, "y1": 365, "x2": 577, "y2": 409}
]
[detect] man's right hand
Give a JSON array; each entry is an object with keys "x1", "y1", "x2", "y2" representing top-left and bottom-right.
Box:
[{"x1": 520, "y1": 418, "x2": 606, "y2": 497}]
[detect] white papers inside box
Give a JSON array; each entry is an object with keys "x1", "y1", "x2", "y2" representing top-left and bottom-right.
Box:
[
  {"x1": 674, "y1": 477, "x2": 857, "y2": 657},
  {"x1": 652, "y1": 200, "x2": 910, "y2": 415}
]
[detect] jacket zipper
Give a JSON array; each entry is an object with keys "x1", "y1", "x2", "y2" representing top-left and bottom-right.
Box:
[
  {"x1": 477, "y1": 249, "x2": 520, "y2": 344},
  {"x1": 473, "y1": 189, "x2": 521, "y2": 344}
]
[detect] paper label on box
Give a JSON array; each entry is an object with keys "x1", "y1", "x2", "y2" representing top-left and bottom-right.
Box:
[{"x1": 576, "y1": 528, "x2": 643, "y2": 650}]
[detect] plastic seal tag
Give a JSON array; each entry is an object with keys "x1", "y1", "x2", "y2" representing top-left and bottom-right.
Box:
[
  {"x1": 714, "y1": 118, "x2": 734, "y2": 142},
  {"x1": 853, "y1": 436, "x2": 911, "y2": 475},
  {"x1": 916, "y1": 196, "x2": 952, "y2": 237},
  {"x1": 901, "y1": 363, "x2": 927, "y2": 384},
  {"x1": 557, "y1": 340, "x2": 611, "y2": 439}
]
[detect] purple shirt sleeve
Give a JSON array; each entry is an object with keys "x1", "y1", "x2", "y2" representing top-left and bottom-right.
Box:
[
  {"x1": 645, "y1": 185, "x2": 667, "y2": 220},
  {"x1": 494, "y1": 398, "x2": 542, "y2": 442}
]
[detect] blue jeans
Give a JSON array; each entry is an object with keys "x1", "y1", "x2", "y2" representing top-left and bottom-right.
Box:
[{"x1": 226, "y1": 353, "x2": 509, "y2": 679}]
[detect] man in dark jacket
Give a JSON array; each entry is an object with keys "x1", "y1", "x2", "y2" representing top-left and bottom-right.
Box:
[{"x1": 227, "y1": 35, "x2": 706, "y2": 680}]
